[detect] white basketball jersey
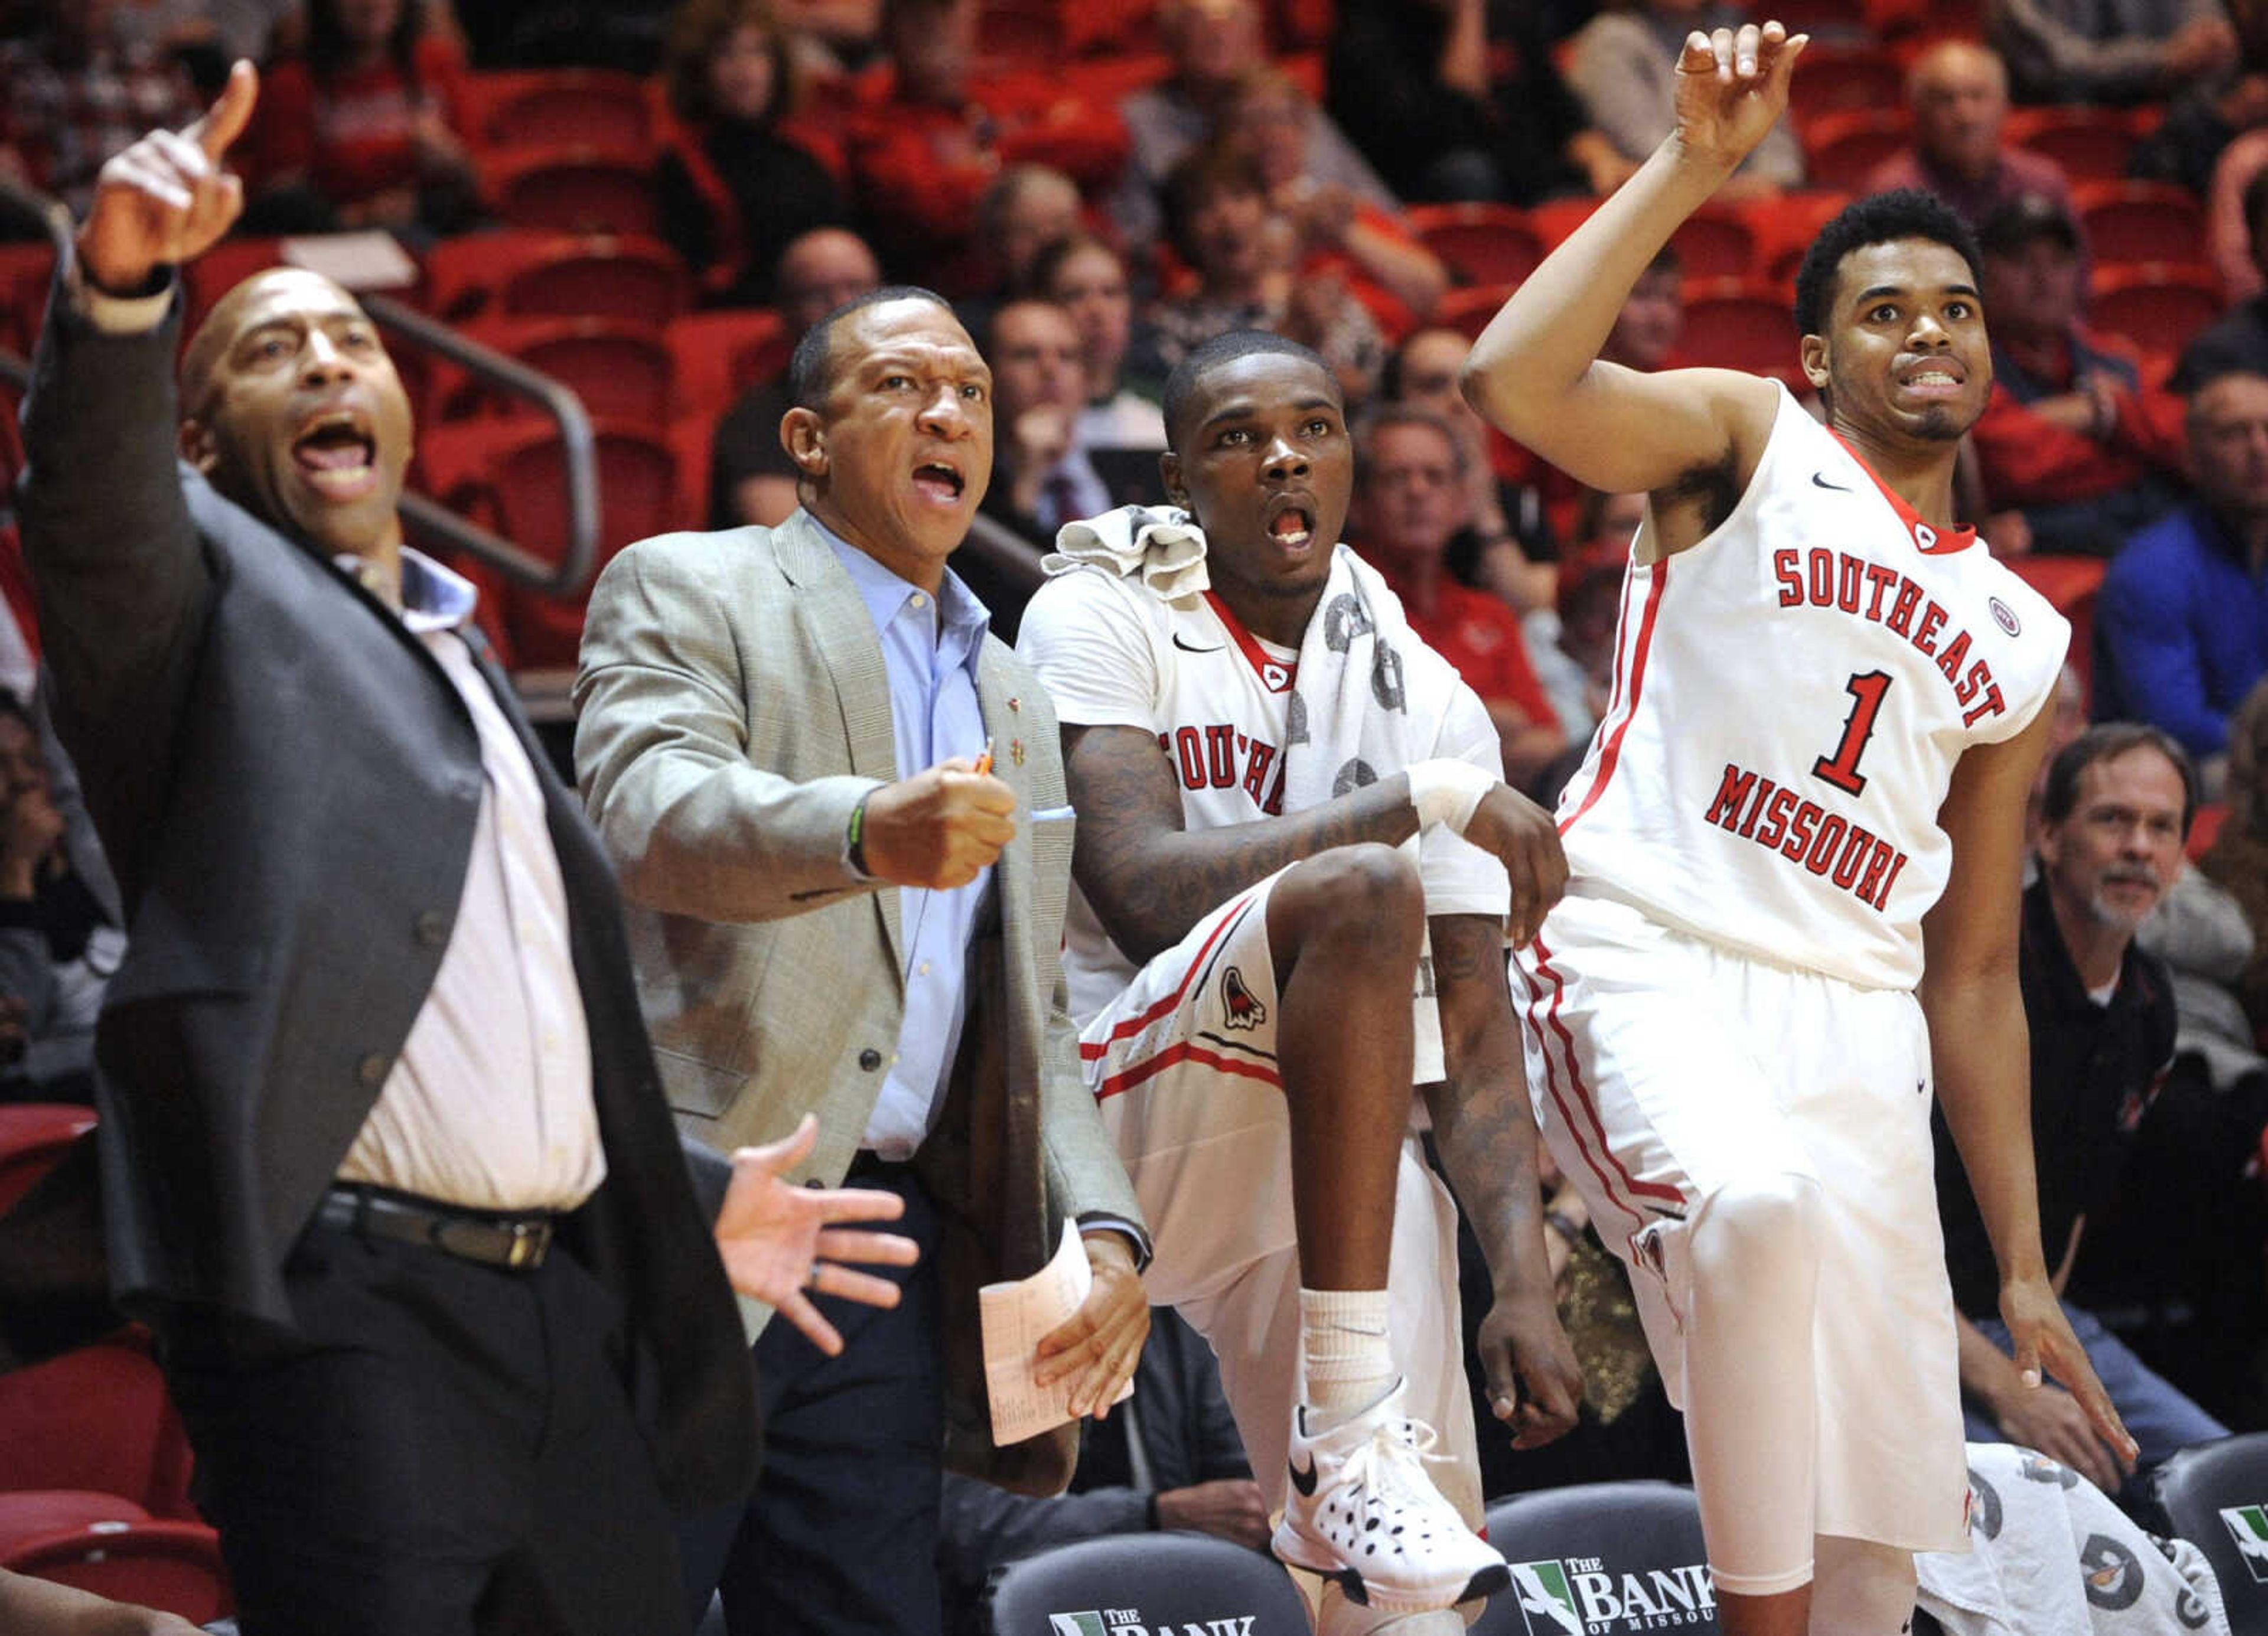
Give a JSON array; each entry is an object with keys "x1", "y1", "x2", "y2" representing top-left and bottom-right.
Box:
[
  {"x1": 1018, "y1": 565, "x2": 1508, "y2": 1026},
  {"x1": 1557, "y1": 386, "x2": 2069, "y2": 991}
]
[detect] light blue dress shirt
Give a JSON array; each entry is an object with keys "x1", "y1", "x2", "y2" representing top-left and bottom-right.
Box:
[{"x1": 825, "y1": 525, "x2": 995, "y2": 1159}]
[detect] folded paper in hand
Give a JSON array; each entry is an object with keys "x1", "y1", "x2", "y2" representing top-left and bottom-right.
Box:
[{"x1": 980, "y1": 1219, "x2": 1135, "y2": 1445}]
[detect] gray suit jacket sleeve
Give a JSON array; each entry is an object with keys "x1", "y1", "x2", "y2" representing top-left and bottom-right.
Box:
[
  {"x1": 574, "y1": 532, "x2": 885, "y2": 922},
  {"x1": 939, "y1": 1471, "x2": 1152, "y2": 1579}
]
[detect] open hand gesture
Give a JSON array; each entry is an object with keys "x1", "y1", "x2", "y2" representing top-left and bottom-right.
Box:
[
  {"x1": 712, "y1": 1113, "x2": 921, "y2": 1357},
  {"x1": 1999, "y1": 1273, "x2": 2137, "y2": 1488},
  {"x1": 1671, "y1": 21, "x2": 1807, "y2": 174},
  {"x1": 79, "y1": 58, "x2": 257, "y2": 296}
]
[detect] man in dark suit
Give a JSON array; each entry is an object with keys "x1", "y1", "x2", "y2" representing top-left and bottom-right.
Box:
[{"x1": 13, "y1": 65, "x2": 911, "y2": 1636}]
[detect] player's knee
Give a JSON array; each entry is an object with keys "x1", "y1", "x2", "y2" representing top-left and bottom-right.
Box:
[
  {"x1": 1283, "y1": 844, "x2": 1425, "y2": 953},
  {"x1": 1691, "y1": 1172, "x2": 1826, "y2": 1291}
]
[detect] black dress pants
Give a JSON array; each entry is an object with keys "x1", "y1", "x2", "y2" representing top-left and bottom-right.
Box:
[
  {"x1": 162, "y1": 1213, "x2": 682, "y2": 1636},
  {"x1": 678, "y1": 1161, "x2": 946, "y2": 1636}
]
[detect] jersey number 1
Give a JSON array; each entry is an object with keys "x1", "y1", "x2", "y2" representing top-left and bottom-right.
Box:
[{"x1": 1813, "y1": 671, "x2": 1892, "y2": 797}]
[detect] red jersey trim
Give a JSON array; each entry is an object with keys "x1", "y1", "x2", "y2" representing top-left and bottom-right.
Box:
[
  {"x1": 1826, "y1": 429, "x2": 1978, "y2": 556},
  {"x1": 1202, "y1": 589, "x2": 1298, "y2": 693},
  {"x1": 1558, "y1": 560, "x2": 1667, "y2": 836}
]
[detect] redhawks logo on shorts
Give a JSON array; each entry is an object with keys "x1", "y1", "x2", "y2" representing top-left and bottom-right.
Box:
[{"x1": 1220, "y1": 966, "x2": 1267, "y2": 1029}]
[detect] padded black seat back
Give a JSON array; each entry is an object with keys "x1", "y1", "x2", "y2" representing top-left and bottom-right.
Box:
[
  {"x1": 1474, "y1": 1481, "x2": 1718, "y2": 1635},
  {"x1": 2150, "y1": 1432, "x2": 2268, "y2": 1627},
  {"x1": 985, "y1": 1532, "x2": 1312, "y2": 1636}
]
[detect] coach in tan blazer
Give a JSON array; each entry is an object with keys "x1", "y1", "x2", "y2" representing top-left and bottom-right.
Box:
[{"x1": 573, "y1": 288, "x2": 1148, "y2": 1636}]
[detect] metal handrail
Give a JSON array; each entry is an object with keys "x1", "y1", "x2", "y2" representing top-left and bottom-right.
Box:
[
  {"x1": 0, "y1": 174, "x2": 599, "y2": 595},
  {"x1": 0, "y1": 178, "x2": 71, "y2": 257},
  {"x1": 366, "y1": 294, "x2": 599, "y2": 595},
  {"x1": 959, "y1": 509, "x2": 1049, "y2": 601}
]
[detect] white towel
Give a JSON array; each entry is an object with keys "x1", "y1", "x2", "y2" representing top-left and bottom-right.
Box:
[
  {"x1": 1916, "y1": 1443, "x2": 2230, "y2": 1635},
  {"x1": 1048, "y1": 507, "x2": 1472, "y2": 1081},
  {"x1": 1046, "y1": 504, "x2": 1210, "y2": 601}
]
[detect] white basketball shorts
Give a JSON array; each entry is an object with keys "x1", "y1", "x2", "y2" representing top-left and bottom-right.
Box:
[
  {"x1": 1512, "y1": 888, "x2": 1970, "y2": 1556},
  {"x1": 1079, "y1": 867, "x2": 1484, "y2": 1526}
]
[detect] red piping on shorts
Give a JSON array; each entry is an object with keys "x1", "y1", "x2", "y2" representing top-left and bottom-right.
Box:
[
  {"x1": 1094, "y1": 1041, "x2": 1283, "y2": 1101},
  {"x1": 1559, "y1": 560, "x2": 1667, "y2": 836},
  {"x1": 1080, "y1": 892, "x2": 1259, "y2": 1058},
  {"x1": 1530, "y1": 936, "x2": 1686, "y2": 1209}
]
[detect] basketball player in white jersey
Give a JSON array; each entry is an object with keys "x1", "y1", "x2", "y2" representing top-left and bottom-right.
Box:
[
  {"x1": 1015, "y1": 330, "x2": 1582, "y2": 1626},
  {"x1": 1458, "y1": 21, "x2": 2134, "y2": 1636}
]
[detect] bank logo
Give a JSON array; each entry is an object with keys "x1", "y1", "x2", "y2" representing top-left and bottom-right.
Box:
[
  {"x1": 1507, "y1": 1554, "x2": 1715, "y2": 1632},
  {"x1": 1047, "y1": 1612, "x2": 1256, "y2": 1636},
  {"x1": 2221, "y1": 1505, "x2": 2268, "y2": 1582},
  {"x1": 1510, "y1": 1562, "x2": 1583, "y2": 1634}
]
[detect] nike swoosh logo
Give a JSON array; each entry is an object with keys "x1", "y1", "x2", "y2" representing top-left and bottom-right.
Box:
[
  {"x1": 1811, "y1": 471, "x2": 1852, "y2": 492},
  {"x1": 1173, "y1": 634, "x2": 1226, "y2": 653},
  {"x1": 1288, "y1": 1455, "x2": 1318, "y2": 1497}
]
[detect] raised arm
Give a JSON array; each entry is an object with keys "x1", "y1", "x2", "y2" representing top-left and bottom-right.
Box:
[
  {"x1": 1921, "y1": 704, "x2": 2138, "y2": 1470},
  {"x1": 1457, "y1": 23, "x2": 1797, "y2": 498},
  {"x1": 19, "y1": 66, "x2": 256, "y2": 837},
  {"x1": 1062, "y1": 725, "x2": 1564, "y2": 963},
  {"x1": 1424, "y1": 911, "x2": 1582, "y2": 1448}
]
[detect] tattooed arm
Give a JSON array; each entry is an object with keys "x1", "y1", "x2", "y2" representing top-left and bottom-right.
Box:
[
  {"x1": 1426, "y1": 912, "x2": 1583, "y2": 1448},
  {"x1": 1062, "y1": 722, "x2": 1423, "y2": 963},
  {"x1": 1063, "y1": 726, "x2": 1566, "y2": 964}
]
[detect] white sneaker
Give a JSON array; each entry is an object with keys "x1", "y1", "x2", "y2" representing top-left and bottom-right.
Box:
[{"x1": 1271, "y1": 1380, "x2": 1508, "y2": 1615}]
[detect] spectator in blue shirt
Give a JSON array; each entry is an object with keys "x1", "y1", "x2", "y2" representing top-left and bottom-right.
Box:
[{"x1": 2099, "y1": 369, "x2": 2268, "y2": 778}]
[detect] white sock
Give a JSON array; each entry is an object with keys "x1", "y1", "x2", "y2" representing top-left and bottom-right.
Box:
[{"x1": 1301, "y1": 1287, "x2": 1396, "y2": 1428}]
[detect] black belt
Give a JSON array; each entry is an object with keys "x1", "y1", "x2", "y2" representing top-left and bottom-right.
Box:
[{"x1": 318, "y1": 1185, "x2": 556, "y2": 1271}]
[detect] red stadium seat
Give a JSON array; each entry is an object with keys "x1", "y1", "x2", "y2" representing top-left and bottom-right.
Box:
[
  {"x1": 1, "y1": 1518, "x2": 230, "y2": 1624},
  {"x1": 181, "y1": 235, "x2": 292, "y2": 338},
  {"x1": 0, "y1": 242, "x2": 56, "y2": 356},
  {"x1": 2075, "y1": 180, "x2": 2207, "y2": 267},
  {"x1": 439, "y1": 316, "x2": 675, "y2": 425},
  {"x1": 1801, "y1": 109, "x2": 1912, "y2": 194},
  {"x1": 2004, "y1": 106, "x2": 2139, "y2": 183},
  {"x1": 665, "y1": 309, "x2": 788, "y2": 421},
  {"x1": 487, "y1": 147, "x2": 660, "y2": 238},
  {"x1": 1435, "y1": 283, "x2": 1514, "y2": 341},
  {"x1": 422, "y1": 233, "x2": 692, "y2": 325},
  {"x1": 2088, "y1": 263, "x2": 2224, "y2": 359},
  {"x1": 0, "y1": 1492, "x2": 151, "y2": 1551},
  {"x1": 1674, "y1": 278, "x2": 1804, "y2": 386},
  {"x1": 1752, "y1": 191, "x2": 1858, "y2": 293},
  {"x1": 1787, "y1": 47, "x2": 1908, "y2": 131},
  {"x1": 0, "y1": 1340, "x2": 197, "y2": 1518},
  {"x1": 423, "y1": 418, "x2": 690, "y2": 669},
  {"x1": 2188, "y1": 801, "x2": 2227, "y2": 859},
  {"x1": 1526, "y1": 195, "x2": 1600, "y2": 252},
  {"x1": 462, "y1": 69, "x2": 656, "y2": 158},
  {"x1": 1672, "y1": 207, "x2": 1759, "y2": 278},
  {"x1": 2009, "y1": 553, "x2": 2104, "y2": 699},
  {"x1": 978, "y1": 0, "x2": 1067, "y2": 66},
  {"x1": 1060, "y1": 52, "x2": 1174, "y2": 107},
  {"x1": 0, "y1": 1103, "x2": 95, "y2": 1217},
  {"x1": 1405, "y1": 204, "x2": 1544, "y2": 287}
]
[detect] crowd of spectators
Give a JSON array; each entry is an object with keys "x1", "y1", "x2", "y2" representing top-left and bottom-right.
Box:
[{"x1": 14, "y1": 0, "x2": 2268, "y2": 1628}]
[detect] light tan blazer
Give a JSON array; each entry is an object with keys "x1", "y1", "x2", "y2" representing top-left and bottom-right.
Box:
[{"x1": 573, "y1": 509, "x2": 1143, "y2": 1491}]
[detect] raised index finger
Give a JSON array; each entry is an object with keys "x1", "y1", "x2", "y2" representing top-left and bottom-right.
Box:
[{"x1": 188, "y1": 60, "x2": 259, "y2": 163}]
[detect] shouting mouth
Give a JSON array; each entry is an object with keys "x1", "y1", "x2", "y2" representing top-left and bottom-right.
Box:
[
  {"x1": 291, "y1": 408, "x2": 379, "y2": 501},
  {"x1": 911, "y1": 459, "x2": 966, "y2": 506},
  {"x1": 1266, "y1": 499, "x2": 1316, "y2": 552}
]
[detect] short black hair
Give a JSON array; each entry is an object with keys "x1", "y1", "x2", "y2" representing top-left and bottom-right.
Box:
[
  {"x1": 2040, "y1": 722, "x2": 2199, "y2": 836},
  {"x1": 787, "y1": 285, "x2": 955, "y2": 411},
  {"x1": 1162, "y1": 330, "x2": 1338, "y2": 452},
  {"x1": 1793, "y1": 189, "x2": 1984, "y2": 340}
]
